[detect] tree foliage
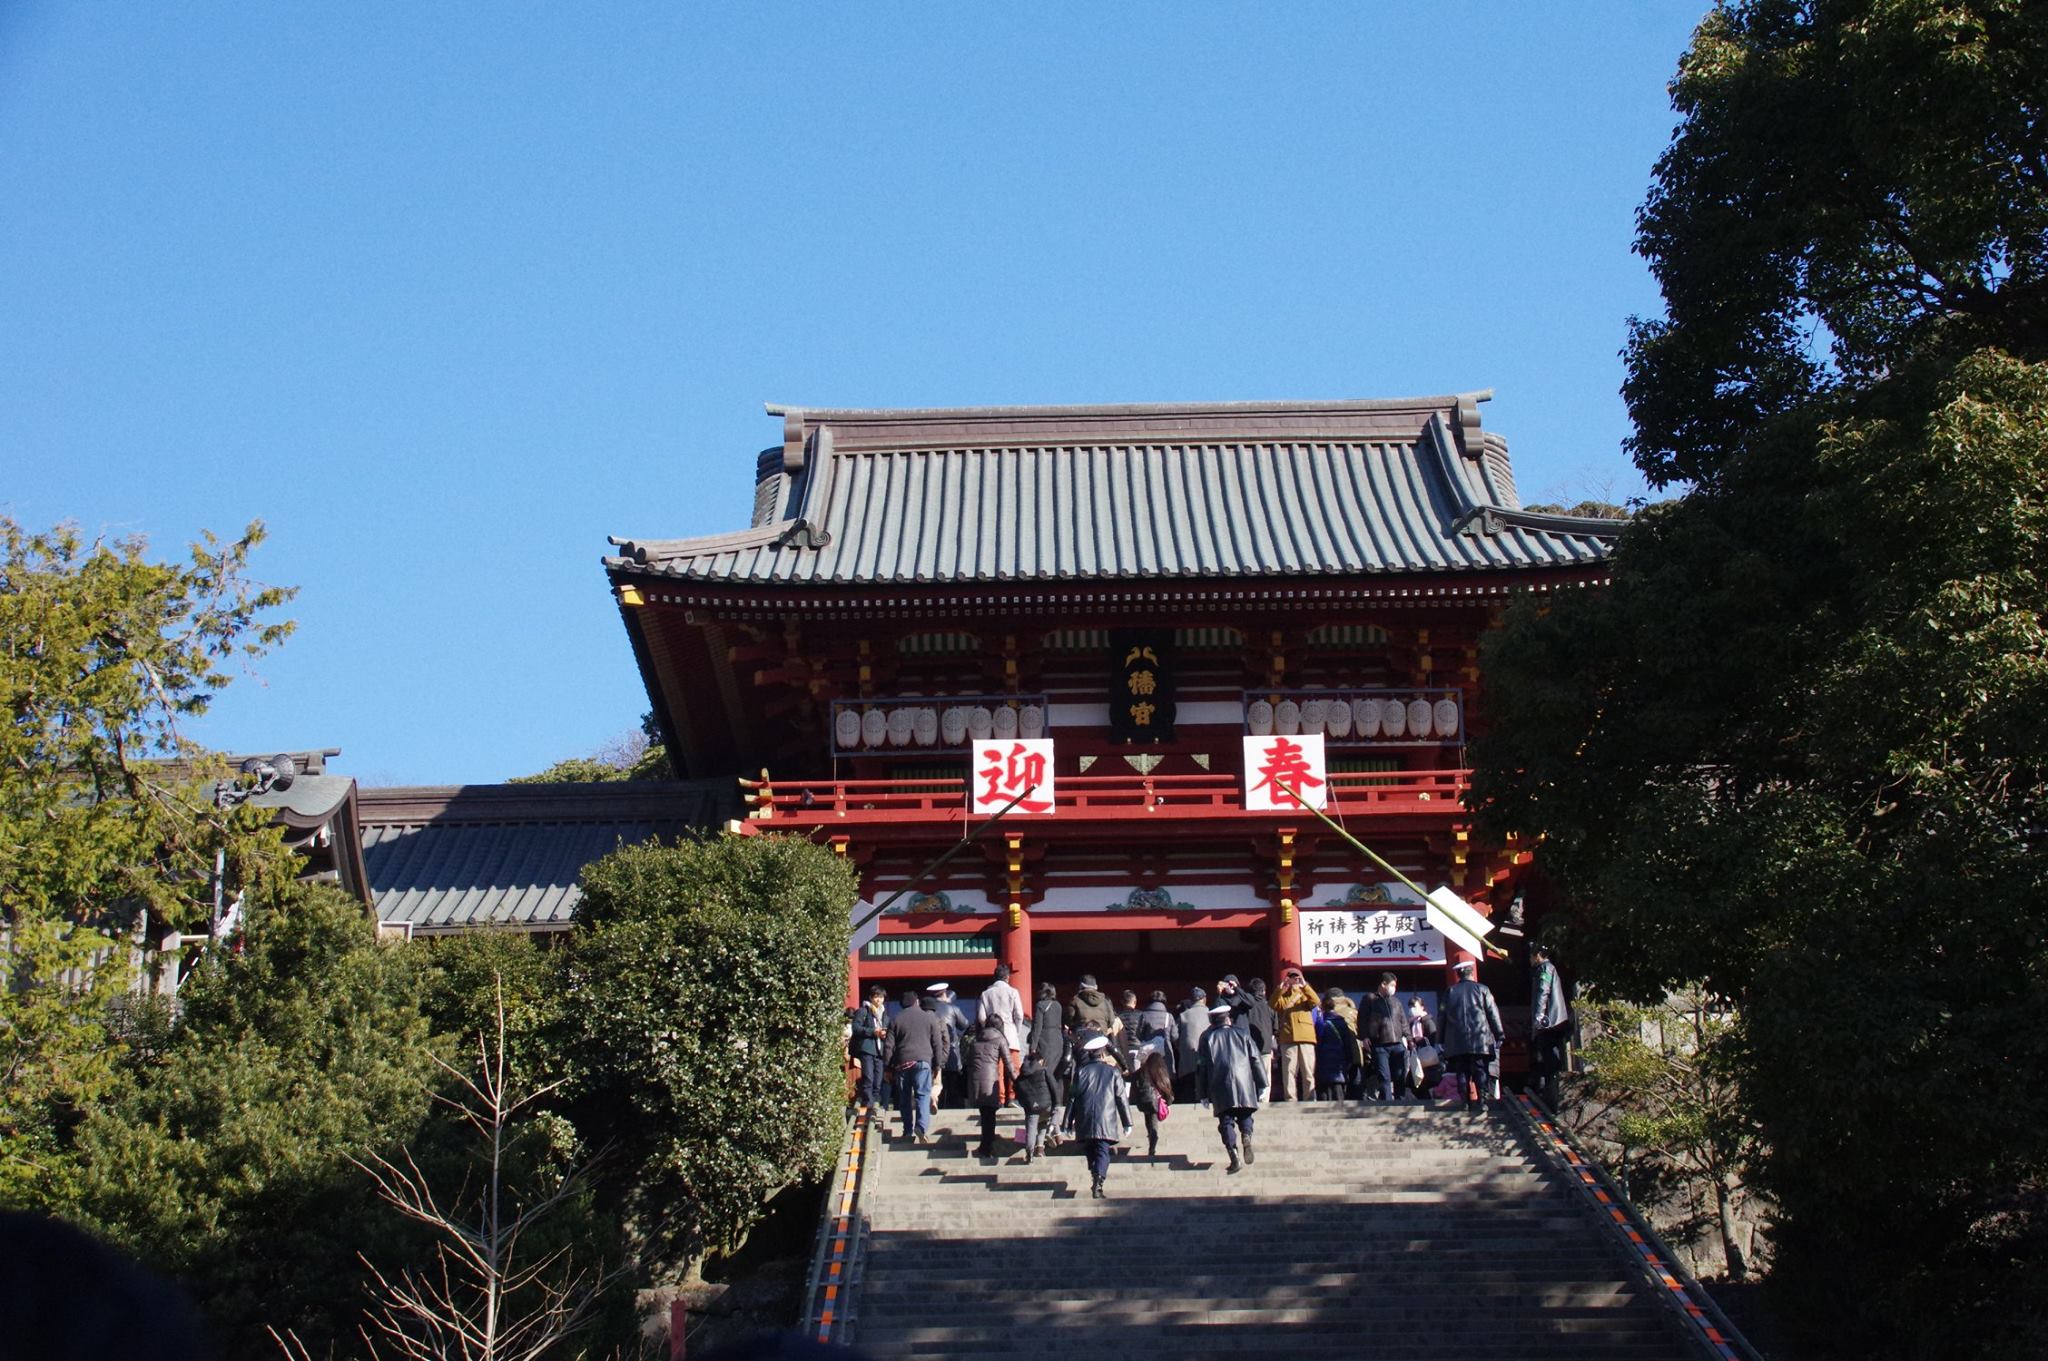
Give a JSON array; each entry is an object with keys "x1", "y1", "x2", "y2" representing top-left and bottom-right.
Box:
[
  {"x1": 510, "y1": 716, "x2": 672, "y2": 785},
  {"x1": 1569, "y1": 994, "x2": 1760, "y2": 1282},
  {"x1": 1626, "y1": 0, "x2": 2048, "y2": 488},
  {"x1": 563, "y1": 834, "x2": 854, "y2": 1274},
  {"x1": 1478, "y1": 5, "x2": 2048, "y2": 1354},
  {"x1": 71, "y1": 884, "x2": 446, "y2": 1360},
  {"x1": 1, "y1": 518, "x2": 297, "y2": 1206}
]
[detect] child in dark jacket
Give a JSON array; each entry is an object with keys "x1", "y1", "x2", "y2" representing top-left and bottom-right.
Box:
[{"x1": 1015, "y1": 1053, "x2": 1057, "y2": 1161}]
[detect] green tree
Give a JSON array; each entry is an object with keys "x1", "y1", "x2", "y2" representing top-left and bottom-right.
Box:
[
  {"x1": 274, "y1": 976, "x2": 628, "y2": 1361},
  {"x1": 1, "y1": 518, "x2": 296, "y2": 1204},
  {"x1": 510, "y1": 714, "x2": 672, "y2": 784},
  {"x1": 562, "y1": 834, "x2": 854, "y2": 1276},
  {"x1": 72, "y1": 884, "x2": 446, "y2": 1360},
  {"x1": 1625, "y1": 0, "x2": 2048, "y2": 490},
  {"x1": 1568, "y1": 993, "x2": 1760, "y2": 1282},
  {"x1": 1476, "y1": 6, "x2": 2048, "y2": 1355}
]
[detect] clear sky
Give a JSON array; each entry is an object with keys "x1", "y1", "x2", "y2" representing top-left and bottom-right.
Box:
[{"x1": 1, "y1": 3, "x2": 1708, "y2": 786}]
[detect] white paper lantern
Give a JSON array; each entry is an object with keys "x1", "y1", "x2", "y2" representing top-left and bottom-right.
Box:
[
  {"x1": 1433, "y1": 697, "x2": 1461, "y2": 738},
  {"x1": 835, "y1": 709, "x2": 862, "y2": 750},
  {"x1": 913, "y1": 707, "x2": 939, "y2": 746},
  {"x1": 993, "y1": 705, "x2": 1018, "y2": 738},
  {"x1": 1326, "y1": 697, "x2": 1353, "y2": 737},
  {"x1": 941, "y1": 707, "x2": 969, "y2": 746},
  {"x1": 1407, "y1": 698, "x2": 1433, "y2": 738},
  {"x1": 1353, "y1": 697, "x2": 1380, "y2": 737},
  {"x1": 1275, "y1": 699, "x2": 1301, "y2": 735},
  {"x1": 1247, "y1": 699, "x2": 1274, "y2": 735},
  {"x1": 968, "y1": 706, "x2": 994, "y2": 741},
  {"x1": 887, "y1": 708, "x2": 914, "y2": 747},
  {"x1": 860, "y1": 708, "x2": 888, "y2": 748},
  {"x1": 1380, "y1": 697, "x2": 1407, "y2": 738},
  {"x1": 1300, "y1": 699, "x2": 1327, "y2": 733},
  {"x1": 1019, "y1": 704, "x2": 1045, "y2": 739}
]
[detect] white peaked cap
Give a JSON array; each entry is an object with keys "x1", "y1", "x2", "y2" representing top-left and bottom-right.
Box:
[
  {"x1": 925, "y1": 982, "x2": 949, "y2": 992},
  {"x1": 1082, "y1": 1035, "x2": 1111, "y2": 1050},
  {"x1": 1209, "y1": 1003, "x2": 1232, "y2": 1015}
]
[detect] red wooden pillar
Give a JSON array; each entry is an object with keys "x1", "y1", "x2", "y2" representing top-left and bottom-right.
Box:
[
  {"x1": 1000, "y1": 905, "x2": 1033, "y2": 1006},
  {"x1": 1270, "y1": 827, "x2": 1302, "y2": 977},
  {"x1": 1000, "y1": 832, "x2": 1034, "y2": 1002}
]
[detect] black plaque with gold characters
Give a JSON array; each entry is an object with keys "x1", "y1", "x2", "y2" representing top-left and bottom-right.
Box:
[{"x1": 1108, "y1": 628, "x2": 1175, "y2": 741}]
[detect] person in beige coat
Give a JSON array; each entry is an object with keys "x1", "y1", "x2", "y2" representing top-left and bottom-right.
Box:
[{"x1": 1270, "y1": 967, "x2": 1321, "y2": 1101}]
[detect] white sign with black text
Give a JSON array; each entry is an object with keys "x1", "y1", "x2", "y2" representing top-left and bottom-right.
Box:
[{"x1": 1300, "y1": 907, "x2": 1447, "y2": 966}]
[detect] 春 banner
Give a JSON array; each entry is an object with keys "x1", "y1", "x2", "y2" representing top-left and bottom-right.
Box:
[{"x1": 1242, "y1": 732, "x2": 1329, "y2": 811}]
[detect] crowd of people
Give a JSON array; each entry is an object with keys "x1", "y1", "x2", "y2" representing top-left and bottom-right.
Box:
[{"x1": 848, "y1": 953, "x2": 1557, "y2": 1199}]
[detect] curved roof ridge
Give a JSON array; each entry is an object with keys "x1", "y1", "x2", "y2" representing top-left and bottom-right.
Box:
[
  {"x1": 763, "y1": 392, "x2": 1493, "y2": 422},
  {"x1": 607, "y1": 395, "x2": 1615, "y2": 581}
]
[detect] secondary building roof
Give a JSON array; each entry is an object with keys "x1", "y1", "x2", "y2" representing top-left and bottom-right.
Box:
[
  {"x1": 608, "y1": 395, "x2": 1618, "y2": 588},
  {"x1": 358, "y1": 781, "x2": 736, "y2": 934}
]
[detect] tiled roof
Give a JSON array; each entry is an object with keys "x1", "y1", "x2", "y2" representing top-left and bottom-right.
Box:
[
  {"x1": 358, "y1": 781, "x2": 736, "y2": 933},
  {"x1": 609, "y1": 396, "x2": 1618, "y2": 587}
]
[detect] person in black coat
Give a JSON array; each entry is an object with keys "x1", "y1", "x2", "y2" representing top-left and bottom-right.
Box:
[
  {"x1": 1027, "y1": 982, "x2": 1068, "y2": 1109},
  {"x1": 1442, "y1": 960, "x2": 1505, "y2": 1113},
  {"x1": 1065, "y1": 1035, "x2": 1132, "y2": 1198},
  {"x1": 848, "y1": 985, "x2": 889, "y2": 1110}
]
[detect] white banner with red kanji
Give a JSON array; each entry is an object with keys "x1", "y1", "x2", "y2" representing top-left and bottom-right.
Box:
[
  {"x1": 1242, "y1": 733, "x2": 1329, "y2": 811},
  {"x1": 972, "y1": 738, "x2": 1056, "y2": 815}
]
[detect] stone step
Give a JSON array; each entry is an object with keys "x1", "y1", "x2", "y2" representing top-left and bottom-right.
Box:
[{"x1": 845, "y1": 1098, "x2": 1688, "y2": 1360}]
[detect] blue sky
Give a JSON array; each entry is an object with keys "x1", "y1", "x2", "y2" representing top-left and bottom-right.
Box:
[{"x1": 1, "y1": 3, "x2": 1708, "y2": 785}]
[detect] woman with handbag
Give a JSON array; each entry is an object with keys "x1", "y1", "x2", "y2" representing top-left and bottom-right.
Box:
[{"x1": 1129, "y1": 1042, "x2": 1174, "y2": 1159}]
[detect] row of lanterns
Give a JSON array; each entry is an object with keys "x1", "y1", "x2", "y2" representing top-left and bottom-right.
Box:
[
  {"x1": 1246, "y1": 694, "x2": 1461, "y2": 741},
  {"x1": 834, "y1": 703, "x2": 1048, "y2": 750}
]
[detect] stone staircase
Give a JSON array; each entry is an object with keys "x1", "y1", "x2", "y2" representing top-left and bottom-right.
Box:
[{"x1": 850, "y1": 1098, "x2": 1694, "y2": 1360}]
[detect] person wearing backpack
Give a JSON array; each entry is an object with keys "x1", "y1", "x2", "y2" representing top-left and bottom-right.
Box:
[{"x1": 1135, "y1": 990, "x2": 1179, "y2": 1070}]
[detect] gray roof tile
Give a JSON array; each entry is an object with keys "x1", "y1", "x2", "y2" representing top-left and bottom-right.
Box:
[
  {"x1": 609, "y1": 397, "x2": 1618, "y2": 587},
  {"x1": 358, "y1": 782, "x2": 736, "y2": 932}
]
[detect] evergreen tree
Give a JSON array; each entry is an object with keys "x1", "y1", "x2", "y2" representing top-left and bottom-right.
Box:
[{"x1": 1475, "y1": 5, "x2": 2048, "y2": 1354}]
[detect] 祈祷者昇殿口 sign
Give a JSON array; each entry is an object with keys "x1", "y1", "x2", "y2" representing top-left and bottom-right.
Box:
[{"x1": 1300, "y1": 908, "x2": 1447, "y2": 965}]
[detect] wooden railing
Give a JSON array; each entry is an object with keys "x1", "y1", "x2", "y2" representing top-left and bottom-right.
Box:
[{"x1": 746, "y1": 768, "x2": 1471, "y2": 825}]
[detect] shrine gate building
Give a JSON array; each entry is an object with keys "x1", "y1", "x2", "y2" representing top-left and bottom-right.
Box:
[{"x1": 604, "y1": 395, "x2": 1616, "y2": 1031}]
